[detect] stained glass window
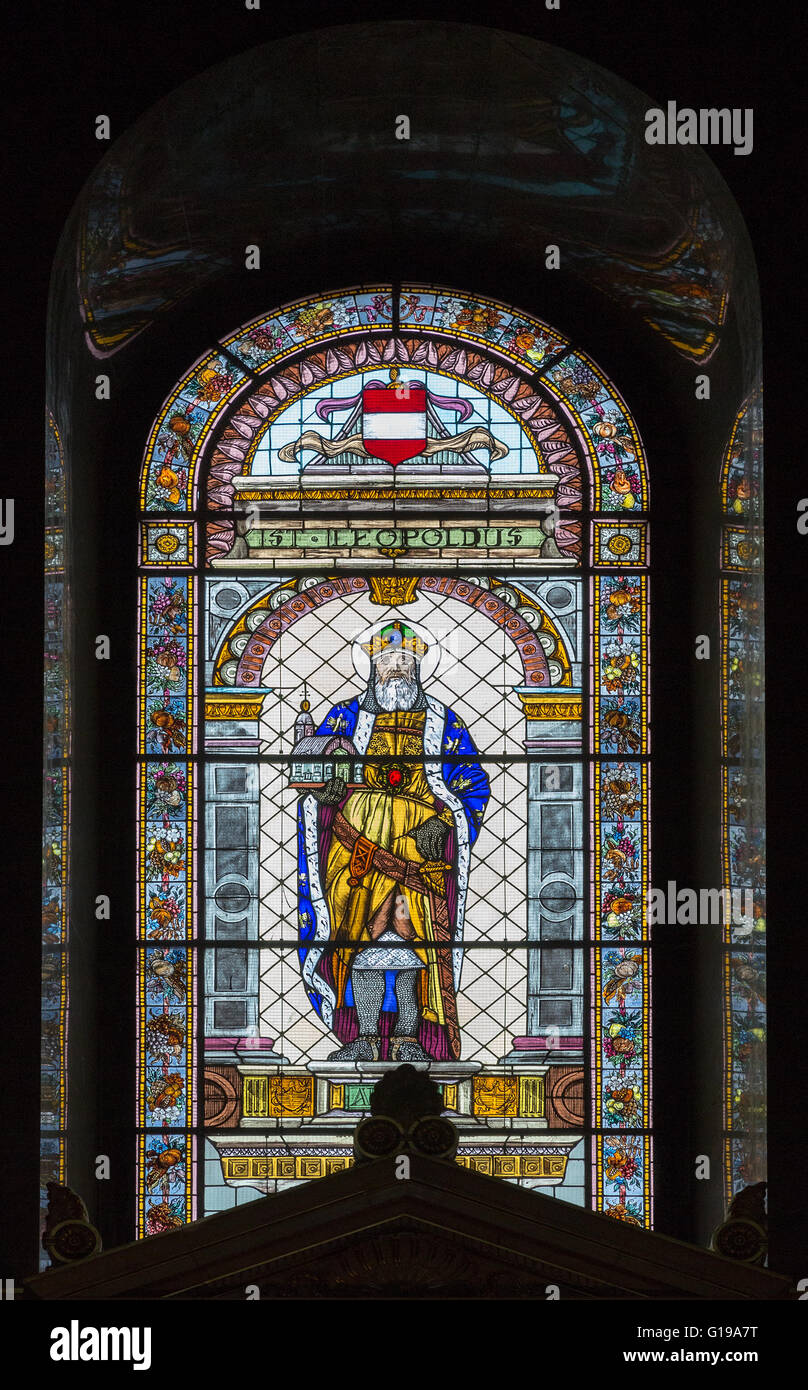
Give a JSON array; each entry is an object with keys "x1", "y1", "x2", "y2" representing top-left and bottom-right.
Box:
[
  {"x1": 136, "y1": 285, "x2": 651, "y2": 1235},
  {"x1": 41, "y1": 413, "x2": 70, "y2": 1262},
  {"x1": 720, "y1": 389, "x2": 765, "y2": 1200}
]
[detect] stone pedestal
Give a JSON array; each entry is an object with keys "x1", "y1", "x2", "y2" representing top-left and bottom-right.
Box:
[
  {"x1": 212, "y1": 1056, "x2": 583, "y2": 1187},
  {"x1": 306, "y1": 1060, "x2": 481, "y2": 1125}
]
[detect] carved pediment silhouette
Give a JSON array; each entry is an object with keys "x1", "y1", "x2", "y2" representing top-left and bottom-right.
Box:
[{"x1": 25, "y1": 1153, "x2": 790, "y2": 1301}]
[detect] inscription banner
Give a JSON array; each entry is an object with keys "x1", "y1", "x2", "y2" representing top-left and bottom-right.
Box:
[
  {"x1": 233, "y1": 523, "x2": 560, "y2": 566},
  {"x1": 254, "y1": 523, "x2": 548, "y2": 548}
]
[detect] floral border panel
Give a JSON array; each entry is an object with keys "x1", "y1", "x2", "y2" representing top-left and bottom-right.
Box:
[
  {"x1": 592, "y1": 760, "x2": 648, "y2": 944},
  {"x1": 141, "y1": 354, "x2": 249, "y2": 511},
  {"x1": 137, "y1": 948, "x2": 197, "y2": 1238},
  {"x1": 544, "y1": 353, "x2": 646, "y2": 513},
  {"x1": 399, "y1": 285, "x2": 568, "y2": 370},
  {"x1": 140, "y1": 576, "x2": 195, "y2": 756},
  {"x1": 592, "y1": 944, "x2": 651, "y2": 1226},
  {"x1": 591, "y1": 573, "x2": 648, "y2": 758},
  {"x1": 138, "y1": 762, "x2": 195, "y2": 944},
  {"x1": 222, "y1": 287, "x2": 394, "y2": 372},
  {"x1": 592, "y1": 1132, "x2": 652, "y2": 1227}
]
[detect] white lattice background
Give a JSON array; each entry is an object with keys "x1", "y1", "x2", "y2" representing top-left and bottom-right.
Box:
[{"x1": 256, "y1": 588, "x2": 528, "y2": 1063}]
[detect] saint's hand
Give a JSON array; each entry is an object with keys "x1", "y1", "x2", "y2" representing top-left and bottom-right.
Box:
[
  {"x1": 411, "y1": 815, "x2": 450, "y2": 862},
  {"x1": 314, "y1": 775, "x2": 347, "y2": 806}
]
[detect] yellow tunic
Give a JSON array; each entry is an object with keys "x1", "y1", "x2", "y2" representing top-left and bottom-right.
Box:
[{"x1": 323, "y1": 711, "x2": 451, "y2": 1023}]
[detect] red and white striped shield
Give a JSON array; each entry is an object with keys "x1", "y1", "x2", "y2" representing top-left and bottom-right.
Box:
[{"x1": 361, "y1": 380, "x2": 427, "y2": 466}]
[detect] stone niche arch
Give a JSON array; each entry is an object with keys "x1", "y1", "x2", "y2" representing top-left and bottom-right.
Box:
[{"x1": 227, "y1": 577, "x2": 551, "y2": 691}]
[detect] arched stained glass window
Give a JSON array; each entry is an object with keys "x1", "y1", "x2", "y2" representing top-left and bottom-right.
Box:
[{"x1": 136, "y1": 286, "x2": 651, "y2": 1234}]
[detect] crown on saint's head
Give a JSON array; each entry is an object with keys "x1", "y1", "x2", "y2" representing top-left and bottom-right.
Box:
[{"x1": 360, "y1": 621, "x2": 428, "y2": 659}]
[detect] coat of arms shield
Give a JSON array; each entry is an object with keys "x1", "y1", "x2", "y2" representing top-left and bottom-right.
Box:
[{"x1": 361, "y1": 377, "x2": 427, "y2": 466}]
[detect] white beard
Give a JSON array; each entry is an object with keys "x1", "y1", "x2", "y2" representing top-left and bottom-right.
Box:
[{"x1": 374, "y1": 674, "x2": 419, "y2": 711}]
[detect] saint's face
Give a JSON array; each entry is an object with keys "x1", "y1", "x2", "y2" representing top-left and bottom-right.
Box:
[
  {"x1": 375, "y1": 647, "x2": 417, "y2": 684},
  {"x1": 372, "y1": 646, "x2": 421, "y2": 712}
]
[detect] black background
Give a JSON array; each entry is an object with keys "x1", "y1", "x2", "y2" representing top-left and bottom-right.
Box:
[{"x1": 2, "y1": 0, "x2": 805, "y2": 1321}]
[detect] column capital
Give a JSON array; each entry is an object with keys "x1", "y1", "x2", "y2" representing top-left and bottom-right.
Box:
[
  {"x1": 204, "y1": 691, "x2": 268, "y2": 721},
  {"x1": 517, "y1": 688, "x2": 582, "y2": 721}
]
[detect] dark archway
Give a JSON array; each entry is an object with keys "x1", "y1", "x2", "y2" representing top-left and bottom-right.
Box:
[{"x1": 41, "y1": 21, "x2": 763, "y2": 1262}]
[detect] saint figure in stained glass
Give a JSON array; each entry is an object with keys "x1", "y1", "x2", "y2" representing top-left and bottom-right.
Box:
[{"x1": 296, "y1": 621, "x2": 490, "y2": 1061}]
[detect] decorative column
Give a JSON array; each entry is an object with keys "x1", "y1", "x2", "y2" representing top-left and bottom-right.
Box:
[
  {"x1": 203, "y1": 692, "x2": 266, "y2": 1047},
  {"x1": 504, "y1": 688, "x2": 584, "y2": 1067}
]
